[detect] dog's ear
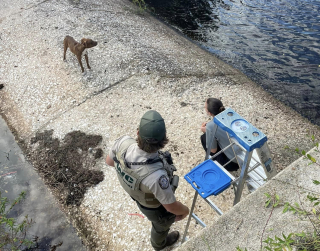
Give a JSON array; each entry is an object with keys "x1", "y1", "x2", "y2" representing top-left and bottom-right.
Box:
[{"x1": 81, "y1": 38, "x2": 87, "y2": 47}]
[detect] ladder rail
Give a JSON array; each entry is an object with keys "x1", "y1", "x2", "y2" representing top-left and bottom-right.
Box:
[
  {"x1": 182, "y1": 188, "x2": 224, "y2": 243},
  {"x1": 226, "y1": 132, "x2": 242, "y2": 170},
  {"x1": 234, "y1": 151, "x2": 253, "y2": 205},
  {"x1": 182, "y1": 191, "x2": 199, "y2": 243}
]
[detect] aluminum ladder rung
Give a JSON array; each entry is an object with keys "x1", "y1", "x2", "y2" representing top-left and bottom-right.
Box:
[{"x1": 192, "y1": 213, "x2": 206, "y2": 228}]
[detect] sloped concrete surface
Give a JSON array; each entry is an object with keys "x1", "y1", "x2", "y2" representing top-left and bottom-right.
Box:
[{"x1": 1, "y1": 0, "x2": 320, "y2": 250}]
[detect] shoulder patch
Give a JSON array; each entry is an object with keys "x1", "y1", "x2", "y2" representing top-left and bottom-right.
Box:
[{"x1": 158, "y1": 175, "x2": 169, "y2": 189}]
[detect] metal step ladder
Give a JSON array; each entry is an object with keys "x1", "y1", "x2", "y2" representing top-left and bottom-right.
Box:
[{"x1": 182, "y1": 108, "x2": 277, "y2": 243}]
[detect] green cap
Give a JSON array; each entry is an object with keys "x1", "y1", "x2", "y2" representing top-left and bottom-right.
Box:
[{"x1": 139, "y1": 110, "x2": 166, "y2": 142}]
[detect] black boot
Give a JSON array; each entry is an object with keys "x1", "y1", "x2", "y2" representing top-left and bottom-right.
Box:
[{"x1": 154, "y1": 231, "x2": 180, "y2": 251}]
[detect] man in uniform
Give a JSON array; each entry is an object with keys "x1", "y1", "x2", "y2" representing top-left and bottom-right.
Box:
[{"x1": 106, "y1": 110, "x2": 189, "y2": 250}]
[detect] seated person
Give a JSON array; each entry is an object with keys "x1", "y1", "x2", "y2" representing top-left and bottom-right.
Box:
[{"x1": 200, "y1": 98, "x2": 240, "y2": 172}]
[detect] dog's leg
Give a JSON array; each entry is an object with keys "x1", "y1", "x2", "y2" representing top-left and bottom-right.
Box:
[
  {"x1": 63, "y1": 38, "x2": 68, "y2": 60},
  {"x1": 84, "y1": 54, "x2": 91, "y2": 69},
  {"x1": 77, "y1": 55, "x2": 85, "y2": 72}
]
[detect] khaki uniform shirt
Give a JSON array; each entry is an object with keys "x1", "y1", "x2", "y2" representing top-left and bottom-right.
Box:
[{"x1": 109, "y1": 136, "x2": 176, "y2": 205}]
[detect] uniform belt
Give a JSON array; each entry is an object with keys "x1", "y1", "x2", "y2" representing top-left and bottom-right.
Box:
[
  {"x1": 139, "y1": 203, "x2": 161, "y2": 211},
  {"x1": 132, "y1": 198, "x2": 161, "y2": 211}
]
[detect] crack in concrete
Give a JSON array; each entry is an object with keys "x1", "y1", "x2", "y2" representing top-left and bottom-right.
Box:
[
  {"x1": 74, "y1": 74, "x2": 135, "y2": 108},
  {"x1": 156, "y1": 70, "x2": 243, "y2": 80},
  {"x1": 28, "y1": 74, "x2": 135, "y2": 139},
  {"x1": 71, "y1": 6, "x2": 126, "y2": 15},
  {"x1": 1, "y1": 0, "x2": 51, "y2": 20},
  {"x1": 159, "y1": 72, "x2": 226, "y2": 79},
  {"x1": 29, "y1": 69, "x2": 240, "y2": 139},
  {"x1": 24, "y1": 0, "x2": 51, "y2": 10}
]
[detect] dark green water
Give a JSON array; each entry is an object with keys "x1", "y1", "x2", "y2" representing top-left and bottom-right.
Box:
[
  {"x1": 145, "y1": 0, "x2": 320, "y2": 125},
  {"x1": 0, "y1": 116, "x2": 85, "y2": 251}
]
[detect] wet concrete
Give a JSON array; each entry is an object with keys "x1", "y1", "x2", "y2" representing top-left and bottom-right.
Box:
[{"x1": 0, "y1": 116, "x2": 85, "y2": 251}]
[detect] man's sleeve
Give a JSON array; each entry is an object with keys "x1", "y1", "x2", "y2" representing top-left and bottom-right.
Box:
[
  {"x1": 108, "y1": 135, "x2": 131, "y2": 160},
  {"x1": 143, "y1": 170, "x2": 176, "y2": 205}
]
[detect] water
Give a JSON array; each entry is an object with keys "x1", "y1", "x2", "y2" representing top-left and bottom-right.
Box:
[
  {"x1": 0, "y1": 116, "x2": 85, "y2": 251},
  {"x1": 145, "y1": 0, "x2": 320, "y2": 125}
]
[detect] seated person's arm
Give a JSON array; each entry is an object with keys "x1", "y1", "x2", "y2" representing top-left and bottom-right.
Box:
[
  {"x1": 200, "y1": 122, "x2": 207, "y2": 133},
  {"x1": 205, "y1": 121, "x2": 218, "y2": 154},
  {"x1": 163, "y1": 201, "x2": 189, "y2": 221},
  {"x1": 210, "y1": 148, "x2": 217, "y2": 154}
]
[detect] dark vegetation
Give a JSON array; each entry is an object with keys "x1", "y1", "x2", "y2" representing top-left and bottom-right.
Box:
[{"x1": 29, "y1": 130, "x2": 104, "y2": 206}]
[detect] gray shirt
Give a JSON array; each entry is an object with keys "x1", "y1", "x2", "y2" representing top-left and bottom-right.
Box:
[
  {"x1": 109, "y1": 136, "x2": 176, "y2": 205},
  {"x1": 206, "y1": 120, "x2": 241, "y2": 162}
]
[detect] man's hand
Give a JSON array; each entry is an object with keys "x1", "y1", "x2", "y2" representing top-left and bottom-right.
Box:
[
  {"x1": 175, "y1": 215, "x2": 183, "y2": 222},
  {"x1": 174, "y1": 212, "x2": 189, "y2": 222},
  {"x1": 163, "y1": 201, "x2": 189, "y2": 221}
]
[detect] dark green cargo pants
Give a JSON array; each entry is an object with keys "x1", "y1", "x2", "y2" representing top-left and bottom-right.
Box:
[{"x1": 136, "y1": 202, "x2": 176, "y2": 250}]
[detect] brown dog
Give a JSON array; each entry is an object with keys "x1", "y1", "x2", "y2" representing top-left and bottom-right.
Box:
[{"x1": 63, "y1": 35, "x2": 98, "y2": 72}]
